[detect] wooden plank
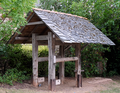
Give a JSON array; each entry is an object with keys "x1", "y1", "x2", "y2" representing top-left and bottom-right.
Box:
[
  {"x1": 56, "y1": 57, "x2": 78, "y2": 62},
  {"x1": 77, "y1": 43, "x2": 81, "y2": 75},
  {"x1": 38, "y1": 40, "x2": 78, "y2": 45},
  {"x1": 38, "y1": 57, "x2": 48, "y2": 62},
  {"x1": 48, "y1": 32, "x2": 52, "y2": 88},
  {"x1": 15, "y1": 37, "x2": 31, "y2": 40},
  {"x1": 51, "y1": 34, "x2": 56, "y2": 79},
  {"x1": 76, "y1": 43, "x2": 82, "y2": 87},
  {"x1": 11, "y1": 13, "x2": 35, "y2": 44},
  {"x1": 75, "y1": 45, "x2": 78, "y2": 80},
  {"x1": 27, "y1": 21, "x2": 44, "y2": 25},
  {"x1": 36, "y1": 35, "x2": 48, "y2": 40},
  {"x1": 77, "y1": 75, "x2": 82, "y2": 87},
  {"x1": 22, "y1": 25, "x2": 39, "y2": 44},
  {"x1": 48, "y1": 32, "x2": 56, "y2": 90},
  {"x1": 59, "y1": 45, "x2": 64, "y2": 84},
  {"x1": 32, "y1": 33, "x2": 38, "y2": 87}
]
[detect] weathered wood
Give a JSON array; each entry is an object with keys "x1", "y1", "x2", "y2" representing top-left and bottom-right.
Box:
[
  {"x1": 74, "y1": 69, "x2": 84, "y2": 73},
  {"x1": 38, "y1": 56, "x2": 79, "y2": 63},
  {"x1": 75, "y1": 43, "x2": 82, "y2": 87},
  {"x1": 36, "y1": 35, "x2": 48, "y2": 40},
  {"x1": 77, "y1": 75, "x2": 82, "y2": 87},
  {"x1": 32, "y1": 33, "x2": 38, "y2": 87},
  {"x1": 75, "y1": 45, "x2": 78, "y2": 80},
  {"x1": 27, "y1": 21, "x2": 44, "y2": 25},
  {"x1": 23, "y1": 25, "x2": 39, "y2": 44},
  {"x1": 15, "y1": 37, "x2": 31, "y2": 40},
  {"x1": 38, "y1": 57, "x2": 48, "y2": 62},
  {"x1": 11, "y1": 13, "x2": 35, "y2": 44},
  {"x1": 51, "y1": 34, "x2": 56, "y2": 79},
  {"x1": 48, "y1": 32, "x2": 56, "y2": 90},
  {"x1": 76, "y1": 44, "x2": 81, "y2": 75},
  {"x1": 50, "y1": 79, "x2": 55, "y2": 91},
  {"x1": 59, "y1": 45, "x2": 64, "y2": 84},
  {"x1": 48, "y1": 32, "x2": 52, "y2": 88},
  {"x1": 56, "y1": 57, "x2": 78, "y2": 62}
]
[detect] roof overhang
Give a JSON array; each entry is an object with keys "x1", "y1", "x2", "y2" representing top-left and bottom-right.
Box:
[{"x1": 8, "y1": 8, "x2": 115, "y2": 45}]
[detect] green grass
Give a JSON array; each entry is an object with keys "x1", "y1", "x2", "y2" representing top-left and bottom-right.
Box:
[{"x1": 100, "y1": 88, "x2": 120, "y2": 93}]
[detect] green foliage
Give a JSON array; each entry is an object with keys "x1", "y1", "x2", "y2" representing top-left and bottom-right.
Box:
[
  {"x1": 0, "y1": 0, "x2": 37, "y2": 42},
  {"x1": 81, "y1": 44, "x2": 108, "y2": 77},
  {"x1": 0, "y1": 68, "x2": 30, "y2": 85},
  {"x1": 65, "y1": 62, "x2": 75, "y2": 77},
  {"x1": 39, "y1": 0, "x2": 120, "y2": 76}
]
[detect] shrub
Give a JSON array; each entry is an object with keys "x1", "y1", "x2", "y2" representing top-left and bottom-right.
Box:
[{"x1": 0, "y1": 68, "x2": 30, "y2": 85}]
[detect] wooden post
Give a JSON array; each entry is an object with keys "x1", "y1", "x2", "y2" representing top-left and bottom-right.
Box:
[
  {"x1": 59, "y1": 45, "x2": 64, "y2": 84},
  {"x1": 75, "y1": 45, "x2": 78, "y2": 82},
  {"x1": 48, "y1": 32, "x2": 56, "y2": 91},
  {"x1": 76, "y1": 44, "x2": 82, "y2": 87},
  {"x1": 32, "y1": 33, "x2": 38, "y2": 87}
]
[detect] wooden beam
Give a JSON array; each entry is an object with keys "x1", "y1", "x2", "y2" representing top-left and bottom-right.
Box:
[
  {"x1": 12, "y1": 13, "x2": 35, "y2": 44},
  {"x1": 15, "y1": 37, "x2": 31, "y2": 40},
  {"x1": 32, "y1": 33, "x2": 38, "y2": 87},
  {"x1": 77, "y1": 43, "x2": 81, "y2": 75},
  {"x1": 27, "y1": 21, "x2": 44, "y2": 25},
  {"x1": 38, "y1": 56, "x2": 79, "y2": 63},
  {"x1": 59, "y1": 45, "x2": 64, "y2": 84},
  {"x1": 36, "y1": 35, "x2": 48, "y2": 40},
  {"x1": 38, "y1": 57, "x2": 48, "y2": 62},
  {"x1": 48, "y1": 32, "x2": 56, "y2": 90},
  {"x1": 38, "y1": 40, "x2": 63, "y2": 45},
  {"x1": 23, "y1": 25, "x2": 39, "y2": 43},
  {"x1": 56, "y1": 57, "x2": 78, "y2": 62},
  {"x1": 76, "y1": 43, "x2": 82, "y2": 87},
  {"x1": 75, "y1": 44, "x2": 78, "y2": 80}
]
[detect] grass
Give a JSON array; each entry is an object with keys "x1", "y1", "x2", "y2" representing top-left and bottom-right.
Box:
[
  {"x1": 100, "y1": 88, "x2": 120, "y2": 93},
  {"x1": 100, "y1": 79, "x2": 120, "y2": 93}
]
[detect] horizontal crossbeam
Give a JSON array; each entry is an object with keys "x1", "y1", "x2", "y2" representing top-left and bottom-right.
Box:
[
  {"x1": 38, "y1": 57, "x2": 78, "y2": 63},
  {"x1": 36, "y1": 35, "x2": 48, "y2": 40},
  {"x1": 56, "y1": 57, "x2": 78, "y2": 62},
  {"x1": 27, "y1": 21, "x2": 44, "y2": 25}
]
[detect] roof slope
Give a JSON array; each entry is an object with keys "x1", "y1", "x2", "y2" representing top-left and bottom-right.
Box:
[
  {"x1": 33, "y1": 8, "x2": 115, "y2": 45},
  {"x1": 8, "y1": 8, "x2": 115, "y2": 45}
]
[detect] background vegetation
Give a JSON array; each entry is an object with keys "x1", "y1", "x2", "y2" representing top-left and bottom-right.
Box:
[
  {"x1": 39, "y1": 0, "x2": 120, "y2": 76},
  {"x1": 0, "y1": 0, "x2": 120, "y2": 85}
]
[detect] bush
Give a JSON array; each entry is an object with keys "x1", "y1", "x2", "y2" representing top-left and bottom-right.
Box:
[
  {"x1": 65, "y1": 62, "x2": 75, "y2": 77},
  {"x1": 0, "y1": 68, "x2": 30, "y2": 85}
]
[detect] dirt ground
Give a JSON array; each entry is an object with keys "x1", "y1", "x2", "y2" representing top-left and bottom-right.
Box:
[{"x1": 0, "y1": 76, "x2": 120, "y2": 93}]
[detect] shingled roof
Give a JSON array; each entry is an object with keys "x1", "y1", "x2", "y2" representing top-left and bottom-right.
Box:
[{"x1": 8, "y1": 8, "x2": 115, "y2": 45}]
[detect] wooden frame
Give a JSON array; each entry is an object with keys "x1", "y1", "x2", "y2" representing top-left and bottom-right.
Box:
[
  {"x1": 32, "y1": 33, "x2": 38, "y2": 87},
  {"x1": 31, "y1": 32, "x2": 82, "y2": 90},
  {"x1": 48, "y1": 32, "x2": 56, "y2": 90}
]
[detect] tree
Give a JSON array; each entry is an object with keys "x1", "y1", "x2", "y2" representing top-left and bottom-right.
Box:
[
  {"x1": 0, "y1": 0, "x2": 37, "y2": 42},
  {"x1": 39, "y1": 0, "x2": 120, "y2": 76}
]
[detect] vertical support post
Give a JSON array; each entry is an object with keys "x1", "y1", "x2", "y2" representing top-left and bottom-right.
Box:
[
  {"x1": 48, "y1": 32, "x2": 56, "y2": 91},
  {"x1": 32, "y1": 33, "x2": 38, "y2": 87},
  {"x1": 75, "y1": 45, "x2": 78, "y2": 83},
  {"x1": 59, "y1": 45, "x2": 64, "y2": 84},
  {"x1": 76, "y1": 44, "x2": 82, "y2": 87}
]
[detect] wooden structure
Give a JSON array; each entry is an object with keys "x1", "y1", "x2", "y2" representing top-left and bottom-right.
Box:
[{"x1": 8, "y1": 8, "x2": 115, "y2": 91}]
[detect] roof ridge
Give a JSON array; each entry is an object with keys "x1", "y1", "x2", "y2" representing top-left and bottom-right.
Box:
[{"x1": 33, "y1": 8, "x2": 88, "y2": 20}]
